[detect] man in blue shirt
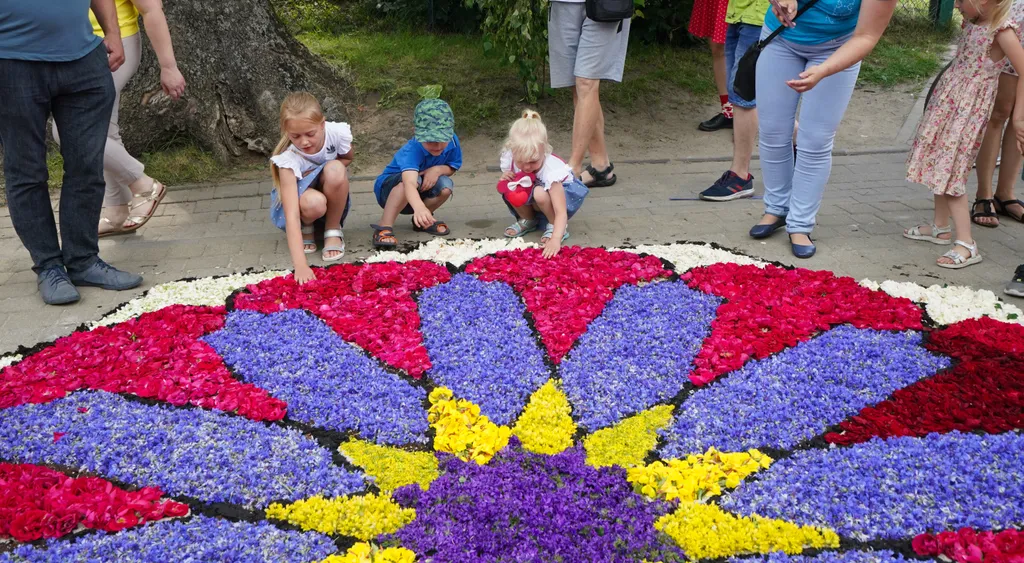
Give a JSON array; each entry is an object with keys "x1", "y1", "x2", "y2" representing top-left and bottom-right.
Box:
[
  {"x1": 371, "y1": 98, "x2": 462, "y2": 248},
  {"x1": 1, "y1": 0, "x2": 143, "y2": 305}
]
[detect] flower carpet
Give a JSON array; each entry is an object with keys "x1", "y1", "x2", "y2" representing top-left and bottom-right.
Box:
[{"x1": 0, "y1": 239, "x2": 1022, "y2": 563}]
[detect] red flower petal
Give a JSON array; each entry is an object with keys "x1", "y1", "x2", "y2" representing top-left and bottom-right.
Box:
[
  {"x1": 233, "y1": 261, "x2": 450, "y2": 377},
  {"x1": 0, "y1": 463, "x2": 188, "y2": 541},
  {"x1": 682, "y1": 263, "x2": 923, "y2": 385},
  {"x1": 465, "y1": 247, "x2": 670, "y2": 363},
  {"x1": 0, "y1": 305, "x2": 286, "y2": 421}
]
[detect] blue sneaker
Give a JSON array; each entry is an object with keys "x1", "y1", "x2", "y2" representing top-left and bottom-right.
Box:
[
  {"x1": 700, "y1": 171, "x2": 755, "y2": 202},
  {"x1": 68, "y1": 258, "x2": 143, "y2": 291},
  {"x1": 37, "y1": 266, "x2": 81, "y2": 305}
]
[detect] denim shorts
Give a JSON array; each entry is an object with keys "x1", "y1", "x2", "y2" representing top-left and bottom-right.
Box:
[
  {"x1": 726, "y1": 22, "x2": 762, "y2": 109},
  {"x1": 374, "y1": 172, "x2": 455, "y2": 214},
  {"x1": 269, "y1": 163, "x2": 351, "y2": 230}
]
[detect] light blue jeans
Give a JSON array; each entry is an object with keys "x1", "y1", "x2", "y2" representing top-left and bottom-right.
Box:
[{"x1": 756, "y1": 29, "x2": 860, "y2": 234}]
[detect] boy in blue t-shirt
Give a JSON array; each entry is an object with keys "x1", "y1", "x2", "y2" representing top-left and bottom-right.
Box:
[{"x1": 372, "y1": 98, "x2": 462, "y2": 248}]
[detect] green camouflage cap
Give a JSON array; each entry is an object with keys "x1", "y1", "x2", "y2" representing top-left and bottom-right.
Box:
[{"x1": 414, "y1": 98, "x2": 455, "y2": 143}]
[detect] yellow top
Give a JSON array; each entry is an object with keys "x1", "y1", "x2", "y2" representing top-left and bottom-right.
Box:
[{"x1": 89, "y1": 0, "x2": 140, "y2": 38}]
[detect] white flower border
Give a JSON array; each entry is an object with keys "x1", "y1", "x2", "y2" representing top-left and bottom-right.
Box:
[
  {"x1": 73, "y1": 240, "x2": 1020, "y2": 329},
  {"x1": 94, "y1": 271, "x2": 288, "y2": 328}
]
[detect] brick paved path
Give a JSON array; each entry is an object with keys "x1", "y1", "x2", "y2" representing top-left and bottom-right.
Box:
[{"x1": 1, "y1": 150, "x2": 1022, "y2": 353}]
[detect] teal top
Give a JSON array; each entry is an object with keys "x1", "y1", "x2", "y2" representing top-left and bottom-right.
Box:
[
  {"x1": 0, "y1": 0, "x2": 101, "y2": 61},
  {"x1": 764, "y1": 0, "x2": 861, "y2": 44}
]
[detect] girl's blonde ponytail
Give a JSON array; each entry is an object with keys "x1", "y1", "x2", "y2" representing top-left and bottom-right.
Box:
[{"x1": 504, "y1": 108, "x2": 551, "y2": 163}]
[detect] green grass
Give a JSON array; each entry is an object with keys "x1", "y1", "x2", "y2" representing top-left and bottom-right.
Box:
[
  {"x1": 860, "y1": 20, "x2": 956, "y2": 87},
  {"x1": 302, "y1": 30, "x2": 718, "y2": 133}
]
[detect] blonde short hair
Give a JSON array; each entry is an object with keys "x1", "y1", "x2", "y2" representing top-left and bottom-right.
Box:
[{"x1": 503, "y1": 109, "x2": 552, "y2": 164}]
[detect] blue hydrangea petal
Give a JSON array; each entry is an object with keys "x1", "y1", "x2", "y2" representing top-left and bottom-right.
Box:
[
  {"x1": 560, "y1": 281, "x2": 721, "y2": 431},
  {"x1": 204, "y1": 309, "x2": 428, "y2": 445}
]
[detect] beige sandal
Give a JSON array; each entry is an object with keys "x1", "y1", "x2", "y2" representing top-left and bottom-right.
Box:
[
  {"x1": 122, "y1": 180, "x2": 167, "y2": 232},
  {"x1": 98, "y1": 216, "x2": 128, "y2": 238}
]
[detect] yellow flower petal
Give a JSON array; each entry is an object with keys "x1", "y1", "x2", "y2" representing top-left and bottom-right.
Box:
[{"x1": 583, "y1": 405, "x2": 675, "y2": 468}]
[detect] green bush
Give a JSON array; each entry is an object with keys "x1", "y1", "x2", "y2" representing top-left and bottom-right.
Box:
[
  {"x1": 630, "y1": 0, "x2": 699, "y2": 45},
  {"x1": 359, "y1": 0, "x2": 482, "y2": 32},
  {"x1": 464, "y1": 0, "x2": 550, "y2": 102}
]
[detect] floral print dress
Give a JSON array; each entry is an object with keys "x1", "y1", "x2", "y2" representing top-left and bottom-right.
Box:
[{"x1": 907, "y1": 20, "x2": 1020, "y2": 196}]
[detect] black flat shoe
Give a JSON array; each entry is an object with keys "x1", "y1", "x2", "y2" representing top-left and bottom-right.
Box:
[
  {"x1": 699, "y1": 113, "x2": 733, "y2": 132},
  {"x1": 749, "y1": 215, "x2": 787, "y2": 239}
]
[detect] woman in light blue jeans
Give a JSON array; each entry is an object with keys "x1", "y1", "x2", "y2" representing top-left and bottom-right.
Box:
[{"x1": 749, "y1": 0, "x2": 897, "y2": 258}]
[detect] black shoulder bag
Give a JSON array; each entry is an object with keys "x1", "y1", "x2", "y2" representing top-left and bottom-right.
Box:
[
  {"x1": 585, "y1": 0, "x2": 633, "y2": 30},
  {"x1": 732, "y1": 0, "x2": 821, "y2": 102}
]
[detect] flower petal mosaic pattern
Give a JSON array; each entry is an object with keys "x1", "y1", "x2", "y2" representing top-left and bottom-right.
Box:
[
  {"x1": 391, "y1": 441, "x2": 684, "y2": 562},
  {"x1": 0, "y1": 515, "x2": 336, "y2": 563},
  {"x1": 0, "y1": 391, "x2": 364, "y2": 509},
  {"x1": 233, "y1": 261, "x2": 450, "y2": 377},
  {"x1": 560, "y1": 281, "x2": 720, "y2": 431},
  {"x1": 418, "y1": 273, "x2": 549, "y2": 425},
  {"x1": 204, "y1": 309, "x2": 428, "y2": 445},
  {"x1": 0, "y1": 463, "x2": 188, "y2": 541},
  {"x1": 2, "y1": 240, "x2": 1024, "y2": 562},
  {"x1": 660, "y1": 326, "x2": 950, "y2": 455},
  {"x1": 721, "y1": 432, "x2": 1024, "y2": 540},
  {"x1": 0, "y1": 305, "x2": 286, "y2": 421},
  {"x1": 683, "y1": 263, "x2": 923, "y2": 385},
  {"x1": 465, "y1": 247, "x2": 670, "y2": 362}
]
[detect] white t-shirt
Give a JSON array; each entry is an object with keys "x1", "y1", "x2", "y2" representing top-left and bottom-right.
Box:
[
  {"x1": 269, "y1": 121, "x2": 353, "y2": 180},
  {"x1": 499, "y1": 150, "x2": 575, "y2": 190}
]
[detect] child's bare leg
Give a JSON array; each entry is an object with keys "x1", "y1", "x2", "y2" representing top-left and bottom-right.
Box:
[
  {"x1": 996, "y1": 100, "x2": 1024, "y2": 221},
  {"x1": 938, "y1": 194, "x2": 975, "y2": 265},
  {"x1": 379, "y1": 184, "x2": 410, "y2": 229},
  {"x1": 532, "y1": 190, "x2": 560, "y2": 243},
  {"x1": 299, "y1": 190, "x2": 327, "y2": 252},
  {"x1": 421, "y1": 187, "x2": 452, "y2": 212},
  {"x1": 320, "y1": 161, "x2": 350, "y2": 260}
]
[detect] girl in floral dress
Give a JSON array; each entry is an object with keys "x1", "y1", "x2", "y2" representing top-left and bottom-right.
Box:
[{"x1": 905, "y1": 0, "x2": 1024, "y2": 269}]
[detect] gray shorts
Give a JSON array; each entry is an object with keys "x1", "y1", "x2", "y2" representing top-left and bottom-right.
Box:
[{"x1": 548, "y1": 1, "x2": 631, "y2": 89}]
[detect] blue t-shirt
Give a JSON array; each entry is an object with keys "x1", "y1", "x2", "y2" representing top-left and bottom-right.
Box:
[
  {"x1": 0, "y1": 0, "x2": 102, "y2": 61},
  {"x1": 764, "y1": 0, "x2": 861, "y2": 44},
  {"x1": 374, "y1": 135, "x2": 464, "y2": 193}
]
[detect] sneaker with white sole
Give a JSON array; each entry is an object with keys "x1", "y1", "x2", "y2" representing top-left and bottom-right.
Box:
[
  {"x1": 700, "y1": 171, "x2": 755, "y2": 202},
  {"x1": 1005, "y1": 264, "x2": 1024, "y2": 297}
]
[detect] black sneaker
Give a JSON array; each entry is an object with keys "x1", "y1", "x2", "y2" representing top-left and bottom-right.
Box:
[
  {"x1": 699, "y1": 113, "x2": 734, "y2": 132},
  {"x1": 1005, "y1": 264, "x2": 1024, "y2": 298},
  {"x1": 700, "y1": 171, "x2": 755, "y2": 201}
]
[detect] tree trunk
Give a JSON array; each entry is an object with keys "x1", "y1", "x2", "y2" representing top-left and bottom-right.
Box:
[{"x1": 119, "y1": 0, "x2": 352, "y2": 161}]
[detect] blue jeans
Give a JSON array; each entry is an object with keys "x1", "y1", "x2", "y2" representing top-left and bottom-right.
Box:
[
  {"x1": 375, "y1": 173, "x2": 454, "y2": 214},
  {"x1": 0, "y1": 45, "x2": 115, "y2": 274},
  {"x1": 726, "y1": 23, "x2": 762, "y2": 109},
  {"x1": 755, "y1": 30, "x2": 859, "y2": 234}
]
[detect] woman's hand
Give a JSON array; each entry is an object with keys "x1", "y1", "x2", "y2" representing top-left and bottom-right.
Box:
[
  {"x1": 787, "y1": 65, "x2": 828, "y2": 92},
  {"x1": 294, "y1": 265, "x2": 316, "y2": 285},
  {"x1": 770, "y1": 0, "x2": 798, "y2": 27},
  {"x1": 161, "y1": 66, "x2": 186, "y2": 99}
]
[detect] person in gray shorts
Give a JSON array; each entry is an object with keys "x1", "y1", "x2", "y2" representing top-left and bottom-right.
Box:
[{"x1": 548, "y1": 0, "x2": 630, "y2": 188}]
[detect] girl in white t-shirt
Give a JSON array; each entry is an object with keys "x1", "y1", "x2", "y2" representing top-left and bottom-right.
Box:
[
  {"x1": 269, "y1": 92, "x2": 353, "y2": 284},
  {"x1": 500, "y1": 110, "x2": 589, "y2": 258}
]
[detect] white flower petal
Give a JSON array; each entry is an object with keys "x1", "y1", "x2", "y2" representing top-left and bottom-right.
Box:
[
  {"x1": 94, "y1": 270, "x2": 288, "y2": 327},
  {"x1": 366, "y1": 238, "x2": 538, "y2": 266},
  {"x1": 859, "y1": 278, "x2": 1024, "y2": 326},
  {"x1": 620, "y1": 243, "x2": 766, "y2": 273}
]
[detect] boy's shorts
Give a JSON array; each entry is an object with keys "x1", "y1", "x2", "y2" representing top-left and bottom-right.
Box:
[
  {"x1": 725, "y1": 22, "x2": 762, "y2": 109},
  {"x1": 375, "y1": 172, "x2": 455, "y2": 214},
  {"x1": 548, "y1": 1, "x2": 631, "y2": 89},
  {"x1": 269, "y1": 163, "x2": 351, "y2": 230}
]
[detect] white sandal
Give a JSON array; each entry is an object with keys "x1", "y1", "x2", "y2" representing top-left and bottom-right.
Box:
[
  {"x1": 903, "y1": 223, "x2": 951, "y2": 245},
  {"x1": 123, "y1": 180, "x2": 166, "y2": 232},
  {"x1": 322, "y1": 228, "x2": 345, "y2": 263},
  {"x1": 938, "y1": 240, "x2": 983, "y2": 269},
  {"x1": 301, "y1": 225, "x2": 316, "y2": 254}
]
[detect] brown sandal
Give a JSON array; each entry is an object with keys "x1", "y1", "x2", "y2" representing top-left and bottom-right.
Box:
[{"x1": 371, "y1": 224, "x2": 397, "y2": 248}]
